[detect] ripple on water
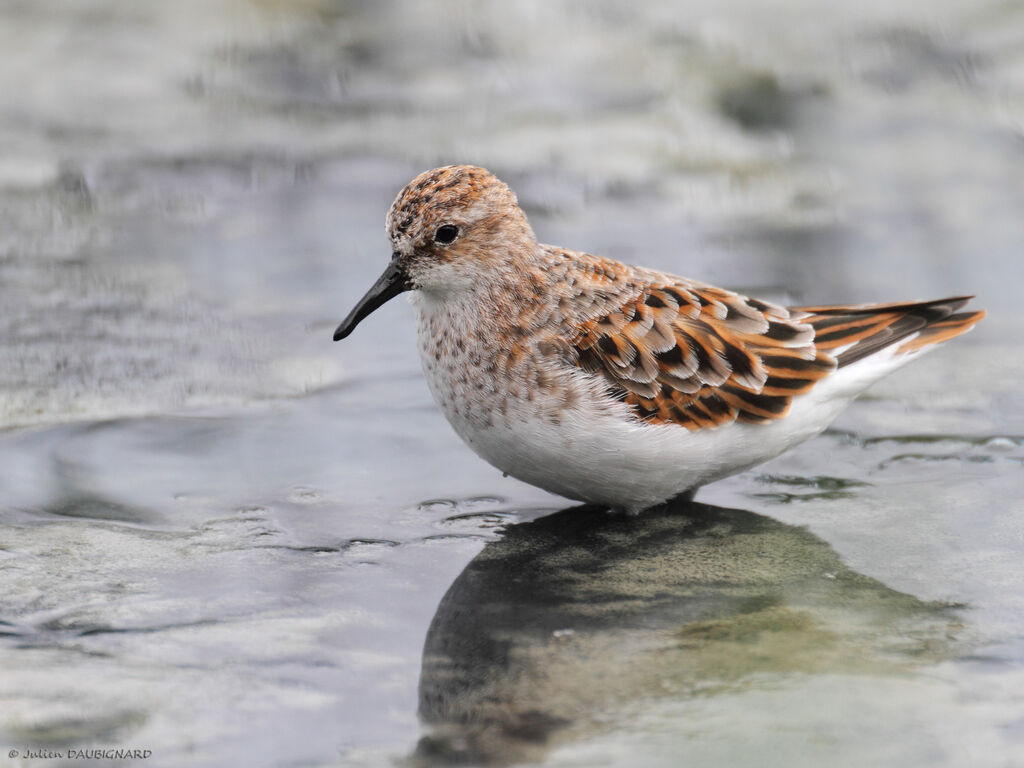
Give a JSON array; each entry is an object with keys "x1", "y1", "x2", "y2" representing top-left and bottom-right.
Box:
[
  {"x1": 437, "y1": 512, "x2": 518, "y2": 531},
  {"x1": 866, "y1": 434, "x2": 1024, "y2": 470},
  {"x1": 338, "y1": 538, "x2": 401, "y2": 556},
  {"x1": 417, "y1": 499, "x2": 457, "y2": 514},
  {"x1": 417, "y1": 496, "x2": 519, "y2": 531},
  {"x1": 288, "y1": 487, "x2": 324, "y2": 504},
  {"x1": 752, "y1": 475, "x2": 870, "y2": 504}
]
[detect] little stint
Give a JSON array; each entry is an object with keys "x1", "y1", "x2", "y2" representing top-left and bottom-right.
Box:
[{"x1": 334, "y1": 165, "x2": 984, "y2": 512}]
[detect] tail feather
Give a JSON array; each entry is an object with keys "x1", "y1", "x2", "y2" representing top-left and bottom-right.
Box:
[
  {"x1": 792, "y1": 295, "x2": 973, "y2": 316},
  {"x1": 896, "y1": 310, "x2": 986, "y2": 355},
  {"x1": 791, "y1": 296, "x2": 984, "y2": 368}
]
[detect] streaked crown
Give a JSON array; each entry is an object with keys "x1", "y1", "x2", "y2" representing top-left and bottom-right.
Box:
[{"x1": 385, "y1": 165, "x2": 533, "y2": 258}]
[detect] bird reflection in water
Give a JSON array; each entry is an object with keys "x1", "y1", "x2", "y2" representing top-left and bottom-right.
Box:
[{"x1": 412, "y1": 501, "x2": 963, "y2": 766}]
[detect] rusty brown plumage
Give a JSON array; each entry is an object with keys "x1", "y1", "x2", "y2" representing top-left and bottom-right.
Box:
[
  {"x1": 567, "y1": 275, "x2": 983, "y2": 431},
  {"x1": 791, "y1": 297, "x2": 985, "y2": 365}
]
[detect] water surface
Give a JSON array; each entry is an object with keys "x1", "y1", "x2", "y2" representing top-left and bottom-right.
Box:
[{"x1": 1, "y1": 2, "x2": 1023, "y2": 766}]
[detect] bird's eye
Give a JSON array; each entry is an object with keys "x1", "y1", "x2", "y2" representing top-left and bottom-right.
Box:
[{"x1": 433, "y1": 224, "x2": 459, "y2": 245}]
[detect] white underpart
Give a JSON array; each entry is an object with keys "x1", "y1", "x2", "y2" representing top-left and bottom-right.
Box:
[
  {"x1": 412, "y1": 290, "x2": 933, "y2": 513},
  {"x1": 489, "y1": 347, "x2": 926, "y2": 513}
]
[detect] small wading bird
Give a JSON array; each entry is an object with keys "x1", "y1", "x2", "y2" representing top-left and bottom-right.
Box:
[{"x1": 334, "y1": 165, "x2": 984, "y2": 513}]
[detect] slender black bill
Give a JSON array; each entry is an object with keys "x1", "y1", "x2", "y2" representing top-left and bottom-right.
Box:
[{"x1": 333, "y1": 258, "x2": 410, "y2": 341}]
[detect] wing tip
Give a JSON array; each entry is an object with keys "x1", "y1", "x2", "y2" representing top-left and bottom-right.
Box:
[
  {"x1": 800, "y1": 296, "x2": 985, "y2": 365},
  {"x1": 792, "y1": 294, "x2": 976, "y2": 316},
  {"x1": 895, "y1": 307, "x2": 985, "y2": 355}
]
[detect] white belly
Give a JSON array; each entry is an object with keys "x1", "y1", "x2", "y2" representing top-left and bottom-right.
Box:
[
  {"x1": 435, "y1": 384, "x2": 846, "y2": 513},
  {"x1": 412, "y1": 294, "x2": 913, "y2": 513}
]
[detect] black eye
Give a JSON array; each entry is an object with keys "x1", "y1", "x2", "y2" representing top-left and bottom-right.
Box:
[{"x1": 433, "y1": 224, "x2": 459, "y2": 245}]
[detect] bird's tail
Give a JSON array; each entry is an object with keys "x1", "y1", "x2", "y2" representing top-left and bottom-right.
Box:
[{"x1": 791, "y1": 296, "x2": 985, "y2": 367}]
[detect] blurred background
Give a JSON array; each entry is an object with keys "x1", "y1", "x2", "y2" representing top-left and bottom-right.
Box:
[{"x1": 1, "y1": 1, "x2": 1022, "y2": 766}]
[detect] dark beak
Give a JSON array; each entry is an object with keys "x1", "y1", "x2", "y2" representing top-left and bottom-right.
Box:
[{"x1": 333, "y1": 258, "x2": 410, "y2": 341}]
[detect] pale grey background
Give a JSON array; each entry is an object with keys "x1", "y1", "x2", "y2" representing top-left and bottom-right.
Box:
[{"x1": 0, "y1": 2, "x2": 1022, "y2": 767}]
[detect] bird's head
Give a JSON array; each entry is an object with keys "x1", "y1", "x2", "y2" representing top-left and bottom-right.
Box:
[{"x1": 334, "y1": 165, "x2": 535, "y2": 340}]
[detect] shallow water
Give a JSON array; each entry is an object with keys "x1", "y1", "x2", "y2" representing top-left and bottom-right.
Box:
[{"x1": 1, "y1": 1, "x2": 1023, "y2": 767}]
